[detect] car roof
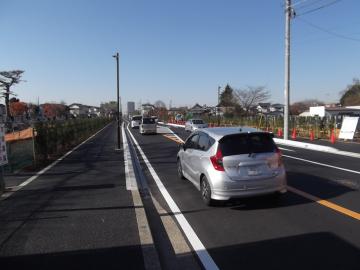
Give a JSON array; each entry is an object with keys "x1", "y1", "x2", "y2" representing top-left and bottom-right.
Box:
[{"x1": 198, "y1": 127, "x2": 266, "y2": 141}]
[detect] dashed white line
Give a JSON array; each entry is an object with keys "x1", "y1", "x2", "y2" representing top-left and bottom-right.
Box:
[
  {"x1": 283, "y1": 155, "x2": 360, "y2": 175},
  {"x1": 278, "y1": 147, "x2": 295, "y2": 152}
]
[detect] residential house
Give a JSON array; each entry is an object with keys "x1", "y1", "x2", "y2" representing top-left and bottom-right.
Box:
[
  {"x1": 88, "y1": 106, "x2": 101, "y2": 118},
  {"x1": 189, "y1": 103, "x2": 210, "y2": 118},
  {"x1": 69, "y1": 103, "x2": 90, "y2": 118},
  {"x1": 257, "y1": 103, "x2": 284, "y2": 116}
]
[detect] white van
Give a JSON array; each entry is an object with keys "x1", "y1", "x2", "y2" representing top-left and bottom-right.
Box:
[
  {"x1": 131, "y1": 115, "x2": 142, "y2": 128},
  {"x1": 140, "y1": 117, "x2": 157, "y2": 134}
]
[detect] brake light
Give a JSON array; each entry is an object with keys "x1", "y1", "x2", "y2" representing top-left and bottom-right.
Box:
[
  {"x1": 210, "y1": 147, "x2": 225, "y2": 171},
  {"x1": 276, "y1": 148, "x2": 283, "y2": 167}
]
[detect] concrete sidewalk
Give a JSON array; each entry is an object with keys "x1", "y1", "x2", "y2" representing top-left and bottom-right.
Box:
[{"x1": 0, "y1": 123, "x2": 146, "y2": 270}]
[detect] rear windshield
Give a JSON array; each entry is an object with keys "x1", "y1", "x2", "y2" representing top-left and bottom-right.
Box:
[
  {"x1": 220, "y1": 133, "x2": 276, "y2": 156},
  {"x1": 142, "y1": 118, "x2": 155, "y2": 124},
  {"x1": 132, "y1": 116, "x2": 142, "y2": 121},
  {"x1": 192, "y1": 120, "x2": 204, "y2": 124}
]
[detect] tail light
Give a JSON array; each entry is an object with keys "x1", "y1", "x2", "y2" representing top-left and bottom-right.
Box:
[
  {"x1": 269, "y1": 148, "x2": 283, "y2": 169},
  {"x1": 276, "y1": 148, "x2": 283, "y2": 167},
  {"x1": 210, "y1": 147, "x2": 225, "y2": 171}
]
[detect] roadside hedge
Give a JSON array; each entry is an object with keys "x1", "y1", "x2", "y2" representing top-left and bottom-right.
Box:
[{"x1": 34, "y1": 117, "x2": 112, "y2": 165}]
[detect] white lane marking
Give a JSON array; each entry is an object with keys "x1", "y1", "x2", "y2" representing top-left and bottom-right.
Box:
[
  {"x1": 122, "y1": 123, "x2": 161, "y2": 270},
  {"x1": 163, "y1": 126, "x2": 185, "y2": 143},
  {"x1": 278, "y1": 147, "x2": 295, "y2": 152},
  {"x1": 283, "y1": 155, "x2": 360, "y2": 175},
  {"x1": 1, "y1": 123, "x2": 112, "y2": 201},
  {"x1": 126, "y1": 125, "x2": 219, "y2": 270},
  {"x1": 122, "y1": 123, "x2": 138, "y2": 190}
]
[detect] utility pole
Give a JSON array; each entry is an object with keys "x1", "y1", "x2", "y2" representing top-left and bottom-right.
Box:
[
  {"x1": 284, "y1": 0, "x2": 291, "y2": 140},
  {"x1": 113, "y1": 52, "x2": 121, "y2": 149},
  {"x1": 217, "y1": 86, "x2": 221, "y2": 126}
]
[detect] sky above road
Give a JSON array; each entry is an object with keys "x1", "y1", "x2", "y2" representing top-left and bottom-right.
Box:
[{"x1": 1, "y1": 0, "x2": 359, "y2": 109}]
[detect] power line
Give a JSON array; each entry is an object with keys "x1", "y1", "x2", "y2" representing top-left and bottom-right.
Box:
[
  {"x1": 296, "y1": 0, "x2": 343, "y2": 16},
  {"x1": 293, "y1": 0, "x2": 329, "y2": 10},
  {"x1": 290, "y1": 0, "x2": 310, "y2": 8},
  {"x1": 297, "y1": 17, "x2": 360, "y2": 42}
]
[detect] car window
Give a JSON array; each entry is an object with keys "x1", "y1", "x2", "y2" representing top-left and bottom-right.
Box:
[
  {"x1": 192, "y1": 120, "x2": 204, "y2": 124},
  {"x1": 132, "y1": 116, "x2": 142, "y2": 121},
  {"x1": 220, "y1": 133, "x2": 276, "y2": 156},
  {"x1": 142, "y1": 118, "x2": 155, "y2": 124},
  {"x1": 198, "y1": 133, "x2": 213, "y2": 151},
  {"x1": 185, "y1": 134, "x2": 199, "y2": 149}
]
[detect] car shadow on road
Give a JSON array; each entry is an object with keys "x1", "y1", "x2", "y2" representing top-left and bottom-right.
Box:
[
  {"x1": 227, "y1": 171, "x2": 357, "y2": 211},
  {"x1": 0, "y1": 245, "x2": 146, "y2": 270},
  {"x1": 1, "y1": 232, "x2": 358, "y2": 270},
  {"x1": 207, "y1": 232, "x2": 360, "y2": 270}
]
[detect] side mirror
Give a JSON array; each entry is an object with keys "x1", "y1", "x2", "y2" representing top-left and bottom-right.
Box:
[{"x1": 179, "y1": 143, "x2": 186, "y2": 151}]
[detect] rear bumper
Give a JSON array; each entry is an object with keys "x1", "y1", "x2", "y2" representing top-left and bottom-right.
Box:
[
  {"x1": 210, "y1": 170, "x2": 287, "y2": 200},
  {"x1": 140, "y1": 129, "x2": 157, "y2": 134}
]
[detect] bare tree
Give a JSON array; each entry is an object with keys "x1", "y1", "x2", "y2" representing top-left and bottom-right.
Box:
[
  {"x1": 0, "y1": 70, "x2": 25, "y2": 121},
  {"x1": 235, "y1": 86, "x2": 270, "y2": 114},
  {"x1": 154, "y1": 100, "x2": 167, "y2": 108}
]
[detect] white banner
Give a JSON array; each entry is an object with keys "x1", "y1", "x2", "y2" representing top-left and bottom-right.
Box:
[
  {"x1": 0, "y1": 124, "x2": 8, "y2": 165},
  {"x1": 339, "y1": 116, "x2": 359, "y2": 140}
]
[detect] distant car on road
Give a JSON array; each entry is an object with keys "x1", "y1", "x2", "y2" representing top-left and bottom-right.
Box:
[
  {"x1": 177, "y1": 127, "x2": 287, "y2": 205},
  {"x1": 185, "y1": 119, "x2": 208, "y2": 132},
  {"x1": 131, "y1": 115, "x2": 142, "y2": 129},
  {"x1": 140, "y1": 117, "x2": 157, "y2": 134}
]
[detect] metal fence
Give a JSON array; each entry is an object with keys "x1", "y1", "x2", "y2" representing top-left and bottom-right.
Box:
[
  {"x1": 5, "y1": 139, "x2": 34, "y2": 172},
  {"x1": 164, "y1": 115, "x2": 359, "y2": 140}
]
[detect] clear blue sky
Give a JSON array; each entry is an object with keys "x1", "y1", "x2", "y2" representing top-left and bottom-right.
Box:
[{"x1": 1, "y1": 0, "x2": 359, "y2": 109}]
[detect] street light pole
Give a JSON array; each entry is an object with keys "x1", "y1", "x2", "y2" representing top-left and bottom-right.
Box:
[
  {"x1": 284, "y1": 0, "x2": 291, "y2": 140},
  {"x1": 113, "y1": 52, "x2": 121, "y2": 149},
  {"x1": 217, "y1": 86, "x2": 221, "y2": 126}
]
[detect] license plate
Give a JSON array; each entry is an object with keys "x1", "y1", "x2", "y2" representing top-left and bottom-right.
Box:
[{"x1": 247, "y1": 166, "x2": 261, "y2": 176}]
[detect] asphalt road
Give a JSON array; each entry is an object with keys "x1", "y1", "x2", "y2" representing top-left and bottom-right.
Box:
[
  {"x1": 0, "y1": 123, "x2": 145, "y2": 270},
  {"x1": 128, "y1": 123, "x2": 360, "y2": 270},
  {"x1": 1, "y1": 122, "x2": 359, "y2": 270}
]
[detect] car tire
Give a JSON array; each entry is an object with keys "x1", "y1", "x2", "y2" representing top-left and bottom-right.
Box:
[
  {"x1": 0, "y1": 178, "x2": 5, "y2": 196},
  {"x1": 177, "y1": 158, "x2": 185, "y2": 180},
  {"x1": 200, "y1": 176, "x2": 214, "y2": 206}
]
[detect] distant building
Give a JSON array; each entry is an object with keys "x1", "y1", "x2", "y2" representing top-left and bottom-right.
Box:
[
  {"x1": 256, "y1": 103, "x2": 284, "y2": 116},
  {"x1": 127, "y1": 101, "x2": 135, "y2": 116},
  {"x1": 309, "y1": 106, "x2": 360, "y2": 117},
  {"x1": 69, "y1": 103, "x2": 89, "y2": 118},
  {"x1": 189, "y1": 103, "x2": 211, "y2": 118},
  {"x1": 88, "y1": 106, "x2": 101, "y2": 117}
]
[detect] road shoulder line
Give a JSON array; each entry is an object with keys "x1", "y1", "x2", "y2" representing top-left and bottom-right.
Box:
[
  {"x1": 126, "y1": 124, "x2": 219, "y2": 270},
  {"x1": 122, "y1": 123, "x2": 161, "y2": 270}
]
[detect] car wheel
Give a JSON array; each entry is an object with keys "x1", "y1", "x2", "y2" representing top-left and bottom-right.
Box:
[
  {"x1": 200, "y1": 176, "x2": 214, "y2": 206},
  {"x1": 177, "y1": 158, "x2": 185, "y2": 180},
  {"x1": 0, "y1": 178, "x2": 5, "y2": 196}
]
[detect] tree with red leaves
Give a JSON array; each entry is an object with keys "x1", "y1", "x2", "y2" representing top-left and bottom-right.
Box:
[
  {"x1": 9, "y1": 100, "x2": 28, "y2": 117},
  {"x1": 42, "y1": 103, "x2": 69, "y2": 119}
]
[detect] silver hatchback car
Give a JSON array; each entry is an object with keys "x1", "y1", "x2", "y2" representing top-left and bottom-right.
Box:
[
  {"x1": 177, "y1": 127, "x2": 287, "y2": 205},
  {"x1": 185, "y1": 119, "x2": 208, "y2": 132}
]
